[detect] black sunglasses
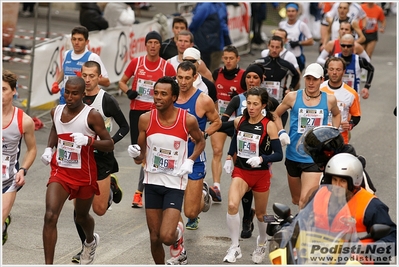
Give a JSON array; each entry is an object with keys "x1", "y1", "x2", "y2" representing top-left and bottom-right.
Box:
[
  {"x1": 183, "y1": 59, "x2": 197, "y2": 63},
  {"x1": 340, "y1": 44, "x2": 353, "y2": 48}
]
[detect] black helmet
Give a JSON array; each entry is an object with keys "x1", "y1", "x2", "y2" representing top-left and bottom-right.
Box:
[{"x1": 302, "y1": 126, "x2": 345, "y2": 167}]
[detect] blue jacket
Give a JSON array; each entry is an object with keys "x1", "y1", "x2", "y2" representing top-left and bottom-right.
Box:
[{"x1": 189, "y1": 3, "x2": 231, "y2": 51}]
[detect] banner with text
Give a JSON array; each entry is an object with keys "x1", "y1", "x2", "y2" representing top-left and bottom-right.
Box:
[{"x1": 29, "y1": 4, "x2": 250, "y2": 107}]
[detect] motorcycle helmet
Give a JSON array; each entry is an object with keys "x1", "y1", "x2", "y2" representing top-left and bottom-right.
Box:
[
  {"x1": 301, "y1": 126, "x2": 345, "y2": 167},
  {"x1": 323, "y1": 153, "x2": 364, "y2": 191}
]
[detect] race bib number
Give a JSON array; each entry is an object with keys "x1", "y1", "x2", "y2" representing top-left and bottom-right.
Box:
[
  {"x1": 218, "y1": 99, "x2": 229, "y2": 116},
  {"x1": 150, "y1": 147, "x2": 179, "y2": 175},
  {"x1": 365, "y1": 18, "x2": 377, "y2": 31},
  {"x1": 136, "y1": 79, "x2": 155, "y2": 102},
  {"x1": 237, "y1": 131, "x2": 260, "y2": 159},
  {"x1": 297, "y1": 108, "x2": 324, "y2": 133},
  {"x1": 56, "y1": 138, "x2": 82, "y2": 169},
  {"x1": 2, "y1": 155, "x2": 10, "y2": 180},
  {"x1": 342, "y1": 73, "x2": 355, "y2": 89},
  {"x1": 263, "y1": 81, "x2": 281, "y2": 101}
]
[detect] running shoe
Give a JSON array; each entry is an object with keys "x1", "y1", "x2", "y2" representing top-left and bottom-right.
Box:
[
  {"x1": 71, "y1": 247, "x2": 83, "y2": 264},
  {"x1": 241, "y1": 208, "x2": 255, "y2": 238},
  {"x1": 166, "y1": 248, "x2": 188, "y2": 265},
  {"x1": 185, "y1": 217, "x2": 200, "y2": 230},
  {"x1": 132, "y1": 191, "x2": 143, "y2": 208},
  {"x1": 110, "y1": 174, "x2": 123, "y2": 204},
  {"x1": 2, "y1": 215, "x2": 11, "y2": 245},
  {"x1": 80, "y1": 233, "x2": 99, "y2": 265},
  {"x1": 170, "y1": 222, "x2": 184, "y2": 257},
  {"x1": 252, "y1": 236, "x2": 267, "y2": 264},
  {"x1": 223, "y1": 245, "x2": 242, "y2": 263},
  {"x1": 202, "y1": 181, "x2": 212, "y2": 212},
  {"x1": 209, "y1": 186, "x2": 222, "y2": 202}
]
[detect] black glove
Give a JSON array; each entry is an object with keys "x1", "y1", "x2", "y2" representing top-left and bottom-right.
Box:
[
  {"x1": 289, "y1": 40, "x2": 300, "y2": 48},
  {"x1": 229, "y1": 90, "x2": 238, "y2": 99},
  {"x1": 126, "y1": 89, "x2": 138, "y2": 100}
]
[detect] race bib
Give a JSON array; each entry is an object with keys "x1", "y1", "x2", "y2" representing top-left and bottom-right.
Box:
[
  {"x1": 297, "y1": 108, "x2": 324, "y2": 133},
  {"x1": 135, "y1": 78, "x2": 155, "y2": 103},
  {"x1": 149, "y1": 146, "x2": 179, "y2": 175},
  {"x1": 2, "y1": 155, "x2": 10, "y2": 180},
  {"x1": 263, "y1": 81, "x2": 281, "y2": 101},
  {"x1": 342, "y1": 73, "x2": 355, "y2": 89},
  {"x1": 237, "y1": 131, "x2": 261, "y2": 159},
  {"x1": 56, "y1": 138, "x2": 82, "y2": 169}
]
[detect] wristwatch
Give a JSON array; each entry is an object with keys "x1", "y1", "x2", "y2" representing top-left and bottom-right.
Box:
[{"x1": 19, "y1": 167, "x2": 28, "y2": 176}]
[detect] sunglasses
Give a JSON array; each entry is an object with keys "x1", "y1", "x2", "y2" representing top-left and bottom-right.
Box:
[
  {"x1": 340, "y1": 44, "x2": 353, "y2": 48},
  {"x1": 183, "y1": 59, "x2": 197, "y2": 63}
]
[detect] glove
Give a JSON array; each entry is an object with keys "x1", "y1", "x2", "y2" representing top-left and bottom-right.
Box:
[
  {"x1": 278, "y1": 129, "x2": 290, "y2": 146},
  {"x1": 229, "y1": 89, "x2": 238, "y2": 99},
  {"x1": 41, "y1": 147, "x2": 53, "y2": 165},
  {"x1": 223, "y1": 159, "x2": 233, "y2": 174},
  {"x1": 51, "y1": 82, "x2": 60, "y2": 94},
  {"x1": 246, "y1": 157, "x2": 262, "y2": 168},
  {"x1": 126, "y1": 89, "x2": 138, "y2": 100},
  {"x1": 70, "y1": 133, "x2": 89, "y2": 146},
  {"x1": 73, "y1": 70, "x2": 82, "y2": 77},
  {"x1": 176, "y1": 159, "x2": 194, "y2": 176},
  {"x1": 127, "y1": 144, "x2": 141, "y2": 158},
  {"x1": 289, "y1": 40, "x2": 300, "y2": 48}
]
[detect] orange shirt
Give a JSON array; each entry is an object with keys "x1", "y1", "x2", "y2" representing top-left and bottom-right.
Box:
[{"x1": 359, "y1": 4, "x2": 385, "y2": 33}]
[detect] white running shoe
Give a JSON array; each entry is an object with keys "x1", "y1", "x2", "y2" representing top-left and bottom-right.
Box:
[
  {"x1": 166, "y1": 248, "x2": 188, "y2": 265},
  {"x1": 223, "y1": 245, "x2": 242, "y2": 263},
  {"x1": 80, "y1": 233, "x2": 99, "y2": 265},
  {"x1": 170, "y1": 222, "x2": 184, "y2": 257},
  {"x1": 252, "y1": 236, "x2": 267, "y2": 264},
  {"x1": 202, "y1": 181, "x2": 212, "y2": 212}
]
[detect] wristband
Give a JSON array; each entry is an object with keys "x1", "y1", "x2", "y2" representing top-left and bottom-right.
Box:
[
  {"x1": 278, "y1": 129, "x2": 286, "y2": 137},
  {"x1": 19, "y1": 167, "x2": 28, "y2": 176},
  {"x1": 204, "y1": 132, "x2": 209, "y2": 140}
]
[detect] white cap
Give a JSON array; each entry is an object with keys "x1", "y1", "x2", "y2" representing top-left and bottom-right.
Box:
[
  {"x1": 183, "y1": 47, "x2": 201, "y2": 61},
  {"x1": 303, "y1": 63, "x2": 324, "y2": 78}
]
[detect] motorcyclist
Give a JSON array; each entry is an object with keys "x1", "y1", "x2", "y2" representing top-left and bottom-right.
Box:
[
  {"x1": 300, "y1": 125, "x2": 376, "y2": 194},
  {"x1": 312, "y1": 153, "x2": 396, "y2": 263},
  {"x1": 269, "y1": 153, "x2": 396, "y2": 265}
]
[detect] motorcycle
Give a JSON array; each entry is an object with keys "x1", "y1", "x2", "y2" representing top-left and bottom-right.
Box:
[{"x1": 266, "y1": 185, "x2": 391, "y2": 265}]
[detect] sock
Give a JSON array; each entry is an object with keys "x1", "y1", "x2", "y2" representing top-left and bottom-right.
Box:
[
  {"x1": 85, "y1": 237, "x2": 95, "y2": 246},
  {"x1": 226, "y1": 212, "x2": 240, "y2": 247},
  {"x1": 74, "y1": 209, "x2": 86, "y2": 244},
  {"x1": 257, "y1": 220, "x2": 268, "y2": 245},
  {"x1": 241, "y1": 190, "x2": 253, "y2": 219},
  {"x1": 213, "y1": 182, "x2": 220, "y2": 190},
  {"x1": 176, "y1": 221, "x2": 183, "y2": 241}
]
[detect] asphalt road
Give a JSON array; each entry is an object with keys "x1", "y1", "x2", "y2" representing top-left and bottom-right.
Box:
[{"x1": 2, "y1": 4, "x2": 397, "y2": 266}]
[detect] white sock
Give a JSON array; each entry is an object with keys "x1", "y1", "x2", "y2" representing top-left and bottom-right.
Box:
[
  {"x1": 226, "y1": 212, "x2": 240, "y2": 247},
  {"x1": 214, "y1": 183, "x2": 220, "y2": 190},
  {"x1": 257, "y1": 219, "x2": 268, "y2": 245},
  {"x1": 176, "y1": 221, "x2": 183, "y2": 241},
  {"x1": 85, "y1": 238, "x2": 95, "y2": 246}
]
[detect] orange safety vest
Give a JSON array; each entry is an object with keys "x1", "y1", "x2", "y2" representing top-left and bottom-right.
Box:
[{"x1": 313, "y1": 187, "x2": 376, "y2": 242}]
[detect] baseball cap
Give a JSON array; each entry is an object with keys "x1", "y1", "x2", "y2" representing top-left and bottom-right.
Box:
[
  {"x1": 303, "y1": 63, "x2": 324, "y2": 78},
  {"x1": 183, "y1": 47, "x2": 201, "y2": 61}
]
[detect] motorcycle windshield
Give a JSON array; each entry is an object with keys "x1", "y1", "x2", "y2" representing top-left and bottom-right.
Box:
[{"x1": 280, "y1": 185, "x2": 361, "y2": 264}]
